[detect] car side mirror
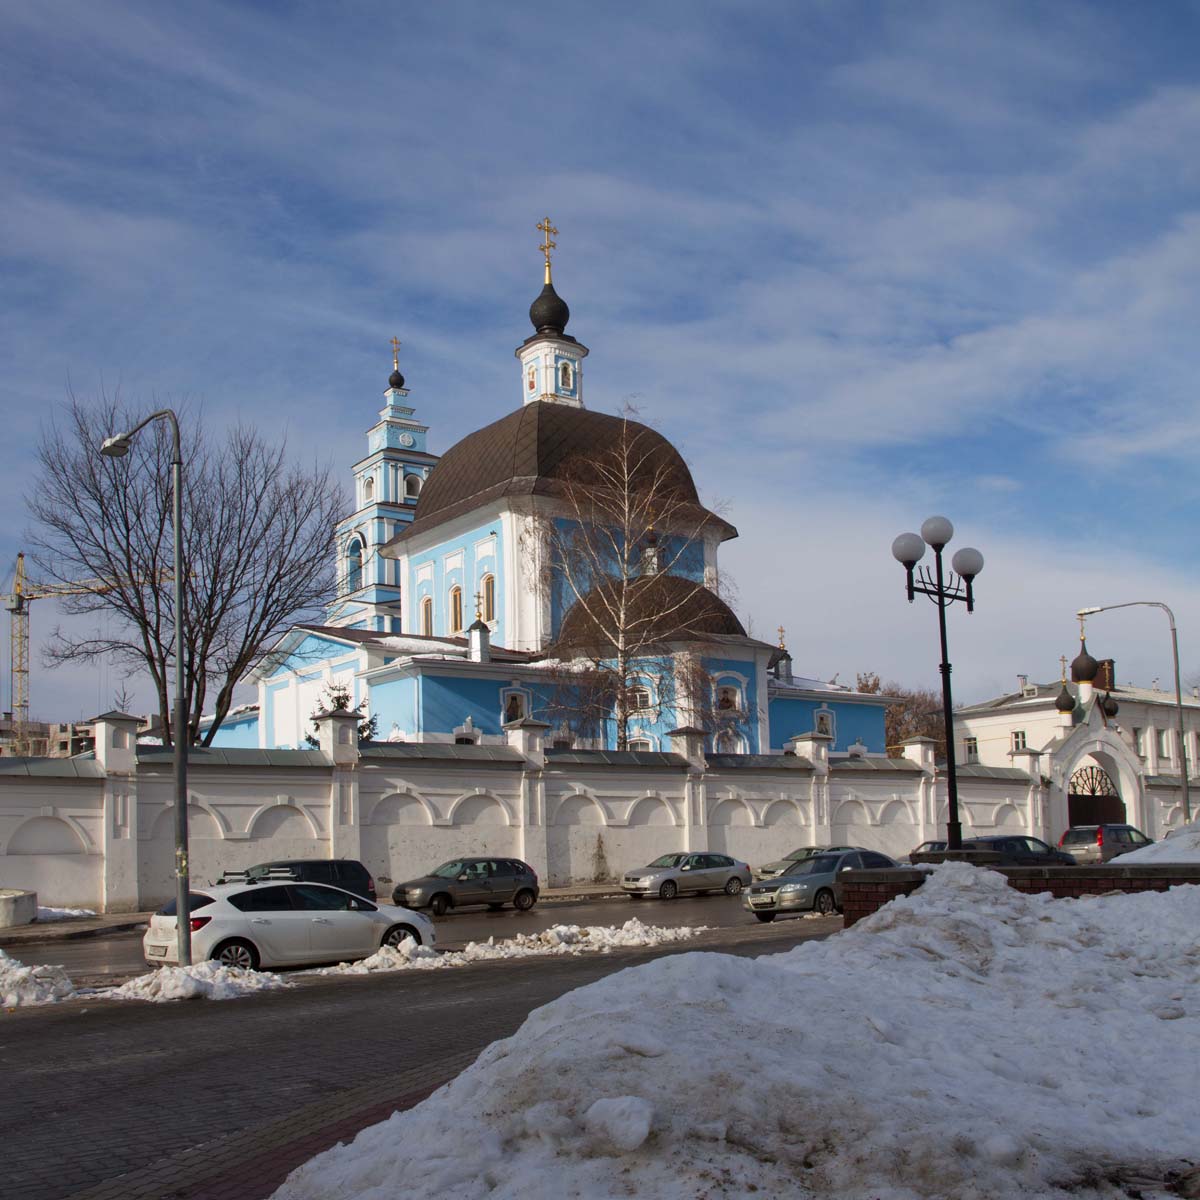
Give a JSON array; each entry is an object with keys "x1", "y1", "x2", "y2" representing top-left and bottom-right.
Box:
[
  {"x1": 457, "y1": 873, "x2": 470, "y2": 882},
  {"x1": 680, "y1": 864, "x2": 690, "y2": 871},
  {"x1": 840, "y1": 866, "x2": 852, "y2": 873}
]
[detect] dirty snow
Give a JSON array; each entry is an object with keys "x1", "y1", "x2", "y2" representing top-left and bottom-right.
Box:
[
  {"x1": 36, "y1": 906, "x2": 97, "y2": 921},
  {"x1": 1120, "y1": 820, "x2": 1200, "y2": 863},
  {"x1": 103, "y1": 960, "x2": 291, "y2": 1002},
  {"x1": 273, "y1": 863, "x2": 1200, "y2": 1200},
  {"x1": 0, "y1": 947, "x2": 77, "y2": 1007},
  {"x1": 306, "y1": 918, "x2": 706, "y2": 976}
]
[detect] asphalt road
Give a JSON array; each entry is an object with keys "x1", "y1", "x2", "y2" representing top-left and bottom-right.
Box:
[
  {"x1": 3, "y1": 914, "x2": 838, "y2": 1200},
  {"x1": 16, "y1": 892, "x2": 793, "y2": 979}
]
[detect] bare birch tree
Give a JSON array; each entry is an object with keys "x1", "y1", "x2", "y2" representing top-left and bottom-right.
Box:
[
  {"x1": 527, "y1": 409, "x2": 738, "y2": 749},
  {"x1": 27, "y1": 394, "x2": 345, "y2": 746}
]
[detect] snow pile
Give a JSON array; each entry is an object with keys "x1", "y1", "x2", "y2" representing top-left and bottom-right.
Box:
[
  {"x1": 308, "y1": 918, "x2": 705, "y2": 976},
  {"x1": 0, "y1": 947, "x2": 77, "y2": 1007},
  {"x1": 274, "y1": 864, "x2": 1200, "y2": 1200},
  {"x1": 36, "y1": 906, "x2": 97, "y2": 921},
  {"x1": 104, "y1": 960, "x2": 291, "y2": 1002},
  {"x1": 1120, "y1": 821, "x2": 1200, "y2": 863}
]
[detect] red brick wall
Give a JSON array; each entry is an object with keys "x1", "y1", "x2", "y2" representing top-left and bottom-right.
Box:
[{"x1": 841, "y1": 865, "x2": 1200, "y2": 927}]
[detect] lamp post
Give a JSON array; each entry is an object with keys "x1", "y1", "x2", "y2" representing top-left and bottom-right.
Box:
[
  {"x1": 891, "y1": 516, "x2": 985, "y2": 851},
  {"x1": 100, "y1": 410, "x2": 191, "y2": 965},
  {"x1": 1076, "y1": 601, "x2": 1190, "y2": 824}
]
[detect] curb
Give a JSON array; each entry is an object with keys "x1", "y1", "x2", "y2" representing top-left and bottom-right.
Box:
[{"x1": 0, "y1": 918, "x2": 150, "y2": 948}]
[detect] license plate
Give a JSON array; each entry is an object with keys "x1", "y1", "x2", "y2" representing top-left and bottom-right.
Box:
[
  {"x1": 148, "y1": 944, "x2": 167, "y2": 957},
  {"x1": 750, "y1": 898, "x2": 774, "y2": 907}
]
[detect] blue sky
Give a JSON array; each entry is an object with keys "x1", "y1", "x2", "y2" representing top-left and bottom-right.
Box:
[{"x1": 4, "y1": 0, "x2": 1200, "y2": 721}]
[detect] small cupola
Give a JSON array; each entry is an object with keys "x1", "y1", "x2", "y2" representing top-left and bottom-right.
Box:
[
  {"x1": 387, "y1": 336, "x2": 407, "y2": 393},
  {"x1": 1101, "y1": 691, "x2": 1119, "y2": 718},
  {"x1": 1070, "y1": 639, "x2": 1099, "y2": 684},
  {"x1": 774, "y1": 626, "x2": 793, "y2": 683},
  {"x1": 1055, "y1": 683, "x2": 1075, "y2": 714}
]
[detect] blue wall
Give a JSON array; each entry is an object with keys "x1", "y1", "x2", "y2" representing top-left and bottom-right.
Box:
[
  {"x1": 409, "y1": 520, "x2": 504, "y2": 642},
  {"x1": 205, "y1": 711, "x2": 261, "y2": 748},
  {"x1": 767, "y1": 696, "x2": 887, "y2": 753}
]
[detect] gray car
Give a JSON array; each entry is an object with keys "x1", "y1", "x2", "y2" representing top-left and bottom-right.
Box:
[
  {"x1": 393, "y1": 857, "x2": 540, "y2": 916},
  {"x1": 743, "y1": 849, "x2": 898, "y2": 920},
  {"x1": 754, "y1": 845, "x2": 862, "y2": 880},
  {"x1": 622, "y1": 852, "x2": 752, "y2": 900}
]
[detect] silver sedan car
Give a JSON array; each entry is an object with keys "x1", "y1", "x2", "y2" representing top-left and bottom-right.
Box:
[
  {"x1": 743, "y1": 849, "x2": 898, "y2": 920},
  {"x1": 754, "y1": 844, "x2": 862, "y2": 880},
  {"x1": 623, "y1": 852, "x2": 752, "y2": 900}
]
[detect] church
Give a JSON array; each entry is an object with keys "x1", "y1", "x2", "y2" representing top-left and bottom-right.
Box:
[{"x1": 209, "y1": 226, "x2": 889, "y2": 758}]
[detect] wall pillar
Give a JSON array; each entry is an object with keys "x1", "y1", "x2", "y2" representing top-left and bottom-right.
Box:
[
  {"x1": 92, "y1": 712, "x2": 141, "y2": 913},
  {"x1": 787, "y1": 732, "x2": 832, "y2": 843},
  {"x1": 313, "y1": 709, "x2": 361, "y2": 862}
]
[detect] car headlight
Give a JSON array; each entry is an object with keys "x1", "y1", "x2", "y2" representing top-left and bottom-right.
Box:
[{"x1": 779, "y1": 883, "x2": 809, "y2": 894}]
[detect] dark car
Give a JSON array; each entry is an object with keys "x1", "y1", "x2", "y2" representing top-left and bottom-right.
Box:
[
  {"x1": 907, "y1": 840, "x2": 948, "y2": 862},
  {"x1": 1058, "y1": 824, "x2": 1153, "y2": 864},
  {"x1": 393, "y1": 858, "x2": 540, "y2": 916},
  {"x1": 961, "y1": 836, "x2": 1076, "y2": 866},
  {"x1": 744, "y1": 849, "x2": 898, "y2": 920},
  {"x1": 217, "y1": 858, "x2": 377, "y2": 901}
]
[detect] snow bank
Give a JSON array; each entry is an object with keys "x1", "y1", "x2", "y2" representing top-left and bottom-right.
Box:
[
  {"x1": 1119, "y1": 821, "x2": 1200, "y2": 863},
  {"x1": 36, "y1": 906, "x2": 97, "y2": 921},
  {"x1": 104, "y1": 960, "x2": 291, "y2": 1002},
  {"x1": 274, "y1": 864, "x2": 1200, "y2": 1200},
  {"x1": 0, "y1": 947, "x2": 76, "y2": 1007},
  {"x1": 307, "y1": 918, "x2": 706, "y2": 976}
]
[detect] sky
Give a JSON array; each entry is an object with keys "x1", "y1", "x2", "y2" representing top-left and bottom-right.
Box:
[{"x1": 4, "y1": 0, "x2": 1200, "y2": 722}]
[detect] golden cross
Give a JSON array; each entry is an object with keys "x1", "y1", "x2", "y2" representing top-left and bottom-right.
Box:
[
  {"x1": 1060, "y1": 655, "x2": 1068, "y2": 683},
  {"x1": 390, "y1": 336, "x2": 401, "y2": 370},
  {"x1": 474, "y1": 591, "x2": 483, "y2": 621},
  {"x1": 777, "y1": 625, "x2": 787, "y2": 650},
  {"x1": 1078, "y1": 613, "x2": 1087, "y2": 641},
  {"x1": 537, "y1": 216, "x2": 558, "y2": 283}
]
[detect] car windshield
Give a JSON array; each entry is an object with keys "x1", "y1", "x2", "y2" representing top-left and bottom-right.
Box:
[
  {"x1": 783, "y1": 848, "x2": 818, "y2": 861},
  {"x1": 647, "y1": 854, "x2": 687, "y2": 868},
  {"x1": 157, "y1": 892, "x2": 214, "y2": 915},
  {"x1": 431, "y1": 861, "x2": 469, "y2": 878},
  {"x1": 779, "y1": 855, "x2": 840, "y2": 877}
]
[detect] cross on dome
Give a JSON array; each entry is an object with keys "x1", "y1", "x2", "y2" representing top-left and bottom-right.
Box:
[{"x1": 537, "y1": 216, "x2": 558, "y2": 284}]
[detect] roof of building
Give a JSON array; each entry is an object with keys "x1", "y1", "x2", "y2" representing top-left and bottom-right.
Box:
[
  {"x1": 957, "y1": 679, "x2": 1200, "y2": 717},
  {"x1": 555, "y1": 574, "x2": 746, "y2": 652},
  {"x1": 705, "y1": 753, "x2": 814, "y2": 770},
  {"x1": 0, "y1": 757, "x2": 105, "y2": 778},
  {"x1": 136, "y1": 748, "x2": 331, "y2": 768},
  {"x1": 829, "y1": 756, "x2": 924, "y2": 773},
  {"x1": 293, "y1": 624, "x2": 538, "y2": 663},
  {"x1": 954, "y1": 764, "x2": 1032, "y2": 780},
  {"x1": 387, "y1": 402, "x2": 736, "y2": 545},
  {"x1": 361, "y1": 743, "x2": 525, "y2": 764},
  {"x1": 545, "y1": 748, "x2": 690, "y2": 769}
]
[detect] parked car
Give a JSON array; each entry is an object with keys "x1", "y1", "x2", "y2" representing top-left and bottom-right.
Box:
[
  {"x1": 1057, "y1": 824, "x2": 1153, "y2": 864},
  {"x1": 622, "y1": 853, "x2": 752, "y2": 900},
  {"x1": 961, "y1": 835, "x2": 1076, "y2": 866},
  {"x1": 143, "y1": 881, "x2": 434, "y2": 970},
  {"x1": 744, "y1": 849, "x2": 898, "y2": 921},
  {"x1": 393, "y1": 858, "x2": 540, "y2": 916},
  {"x1": 907, "y1": 840, "x2": 948, "y2": 861},
  {"x1": 217, "y1": 858, "x2": 376, "y2": 901},
  {"x1": 754, "y1": 845, "x2": 862, "y2": 880}
]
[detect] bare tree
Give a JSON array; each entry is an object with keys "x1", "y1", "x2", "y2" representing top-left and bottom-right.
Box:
[
  {"x1": 27, "y1": 394, "x2": 345, "y2": 746},
  {"x1": 856, "y1": 671, "x2": 946, "y2": 758},
  {"x1": 526, "y1": 409, "x2": 737, "y2": 749}
]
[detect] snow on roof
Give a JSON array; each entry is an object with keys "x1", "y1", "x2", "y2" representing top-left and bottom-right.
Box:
[{"x1": 270, "y1": 863, "x2": 1200, "y2": 1198}]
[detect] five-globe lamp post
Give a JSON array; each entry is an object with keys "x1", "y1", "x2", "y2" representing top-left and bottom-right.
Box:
[
  {"x1": 891, "y1": 517, "x2": 985, "y2": 852},
  {"x1": 99, "y1": 410, "x2": 191, "y2": 966}
]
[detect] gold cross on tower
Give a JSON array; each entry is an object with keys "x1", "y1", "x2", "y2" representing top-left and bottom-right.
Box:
[
  {"x1": 777, "y1": 625, "x2": 787, "y2": 650},
  {"x1": 390, "y1": 336, "x2": 401, "y2": 370},
  {"x1": 537, "y1": 216, "x2": 558, "y2": 284},
  {"x1": 474, "y1": 591, "x2": 483, "y2": 621},
  {"x1": 1060, "y1": 654, "x2": 1069, "y2": 683}
]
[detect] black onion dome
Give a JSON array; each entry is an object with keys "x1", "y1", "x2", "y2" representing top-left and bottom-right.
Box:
[
  {"x1": 529, "y1": 281, "x2": 570, "y2": 335},
  {"x1": 1101, "y1": 692, "x2": 1119, "y2": 718},
  {"x1": 390, "y1": 401, "x2": 737, "y2": 545},
  {"x1": 388, "y1": 367, "x2": 406, "y2": 390},
  {"x1": 1070, "y1": 640, "x2": 1099, "y2": 684},
  {"x1": 1055, "y1": 684, "x2": 1075, "y2": 714},
  {"x1": 556, "y1": 574, "x2": 746, "y2": 653}
]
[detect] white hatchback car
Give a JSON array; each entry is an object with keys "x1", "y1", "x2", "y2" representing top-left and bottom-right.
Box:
[{"x1": 142, "y1": 881, "x2": 436, "y2": 970}]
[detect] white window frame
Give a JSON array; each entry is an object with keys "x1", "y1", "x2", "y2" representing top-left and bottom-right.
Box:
[{"x1": 1011, "y1": 730, "x2": 1027, "y2": 752}]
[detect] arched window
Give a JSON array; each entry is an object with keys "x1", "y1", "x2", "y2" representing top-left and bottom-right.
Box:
[
  {"x1": 481, "y1": 574, "x2": 496, "y2": 622},
  {"x1": 627, "y1": 685, "x2": 651, "y2": 711},
  {"x1": 420, "y1": 596, "x2": 433, "y2": 637},
  {"x1": 449, "y1": 586, "x2": 463, "y2": 633},
  {"x1": 404, "y1": 474, "x2": 422, "y2": 499},
  {"x1": 345, "y1": 539, "x2": 363, "y2": 593},
  {"x1": 628, "y1": 738, "x2": 652, "y2": 752},
  {"x1": 559, "y1": 361, "x2": 572, "y2": 390},
  {"x1": 363, "y1": 476, "x2": 374, "y2": 503}
]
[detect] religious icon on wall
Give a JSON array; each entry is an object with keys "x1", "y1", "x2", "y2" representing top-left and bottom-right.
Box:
[{"x1": 816, "y1": 712, "x2": 832, "y2": 736}]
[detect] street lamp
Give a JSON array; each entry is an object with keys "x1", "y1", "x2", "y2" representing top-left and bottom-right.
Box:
[
  {"x1": 1076, "y1": 601, "x2": 1190, "y2": 824},
  {"x1": 892, "y1": 516, "x2": 985, "y2": 851},
  {"x1": 100, "y1": 410, "x2": 191, "y2": 965}
]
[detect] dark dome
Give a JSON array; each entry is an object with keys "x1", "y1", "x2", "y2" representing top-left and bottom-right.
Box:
[
  {"x1": 1055, "y1": 683, "x2": 1075, "y2": 714},
  {"x1": 1101, "y1": 692, "x2": 1119, "y2": 718},
  {"x1": 556, "y1": 574, "x2": 746, "y2": 653},
  {"x1": 1071, "y1": 641, "x2": 1099, "y2": 684},
  {"x1": 389, "y1": 367, "x2": 405, "y2": 390},
  {"x1": 529, "y1": 281, "x2": 570, "y2": 335},
  {"x1": 393, "y1": 402, "x2": 736, "y2": 543}
]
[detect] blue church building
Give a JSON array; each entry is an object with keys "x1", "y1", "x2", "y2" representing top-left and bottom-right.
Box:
[{"x1": 212, "y1": 235, "x2": 889, "y2": 757}]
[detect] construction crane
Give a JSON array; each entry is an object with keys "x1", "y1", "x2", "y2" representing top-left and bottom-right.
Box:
[{"x1": 2, "y1": 552, "x2": 139, "y2": 755}]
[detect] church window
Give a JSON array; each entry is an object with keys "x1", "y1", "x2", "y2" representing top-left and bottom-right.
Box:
[
  {"x1": 449, "y1": 587, "x2": 463, "y2": 634},
  {"x1": 527, "y1": 367, "x2": 536, "y2": 393},
  {"x1": 1157, "y1": 727, "x2": 1171, "y2": 760},
  {"x1": 1011, "y1": 730, "x2": 1027, "y2": 751},
  {"x1": 481, "y1": 574, "x2": 496, "y2": 622},
  {"x1": 559, "y1": 361, "x2": 573, "y2": 390},
  {"x1": 964, "y1": 736, "x2": 979, "y2": 763},
  {"x1": 363, "y1": 476, "x2": 374, "y2": 503},
  {"x1": 405, "y1": 474, "x2": 422, "y2": 499},
  {"x1": 420, "y1": 596, "x2": 433, "y2": 637},
  {"x1": 1133, "y1": 727, "x2": 1145, "y2": 757},
  {"x1": 345, "y1": 538, "x2": 363, "y2": 593},
  {"x1": 628, "y1": 738, "x2": 652, "y2": 752},
  {"x1": 627, "y1": 685, "x2": 651, "y2": 711}
]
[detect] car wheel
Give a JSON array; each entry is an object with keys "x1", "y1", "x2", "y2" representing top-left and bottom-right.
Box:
[
  {"x1": 724, "y1": 876, "x2": 744, "y2": 896},
  {"x1": 211, "y1": 939, "x2": 259, "y2": 971},
  {"x1": 754, "y1": 912, "x2": 776, "y2": 923},
  {"x1": 383, "y1": 924, "x2": 421, "y2": 949},
  {"x1": 814, "y1": 889, "x2": 837, "y2": 916},
  {"x1": 487, "y1": 902, "x2": 505, "y2": 911},
  {"x1": 513, "y1": 888, "x2": 537, "y2": 911},
  {"x1": 659, "y1": 880, "x2": 678, "y2": 900},
  {"x1": 429, "y1": 893, "x2": 452, "y2": 917}
]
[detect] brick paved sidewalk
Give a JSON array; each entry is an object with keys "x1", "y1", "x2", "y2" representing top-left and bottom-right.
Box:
[{"x1": 71, "y1": 1051, "x2": 479, "y2": 1200}]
